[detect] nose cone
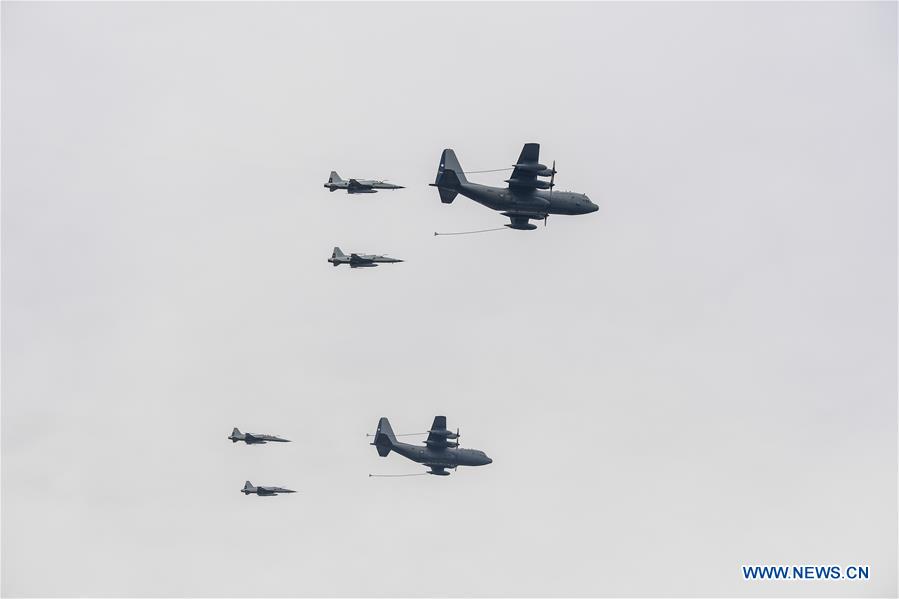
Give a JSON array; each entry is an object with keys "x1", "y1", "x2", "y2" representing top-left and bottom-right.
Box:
[{"x1": 482, "y1": 455, "x2": 493, "y2": 466}]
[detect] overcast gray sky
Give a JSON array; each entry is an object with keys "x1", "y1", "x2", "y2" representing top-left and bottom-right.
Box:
[{"x1": 2, "y1": 1, "x2": 896, "y2": 596}]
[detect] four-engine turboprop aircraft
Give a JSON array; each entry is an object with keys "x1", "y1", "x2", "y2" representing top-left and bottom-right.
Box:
[
  {"x1": 430, "y1": 143, "x2": 598, "y2": 230},
  {"x1": 328, "y1": 247, "x2": 403, "y2": 268},
  {"x1": 324, "y1": 171, "x2": 404, "y2": 194},
  {"x1": 229, "y1": 428, "x2": 290, "y2": 444},
  {"x1": 241, "y1": 481, "x2": 295, "y2": 496},
  {"x1": 371, "y1": 416, "x2": 492, "y2": 476}
]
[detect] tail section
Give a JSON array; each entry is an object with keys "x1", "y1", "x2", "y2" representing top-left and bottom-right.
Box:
[
  {"x1": 243, "y1": 481, "x2": 255, "y2": 493},
  {"x1": 433, "y1": 149, "x2": 467, "y2": 204},
  {"x1": 330, "y1": 247, "x2": 344, "y2": 266},
  {"x1": 438, "y1": 149, "x2": 467, "y2": 183},
  {"x1": 231, "y1": 427, "x2": 241, "y2": 442},
  {"x1": 372, "y1": 417, "x2": 397, "y2": 457},
  {"x1": 329, "y1": 171, "x2": 343, "y2": 184}
]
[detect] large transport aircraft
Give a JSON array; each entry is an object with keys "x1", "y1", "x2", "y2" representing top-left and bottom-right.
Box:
[{"x1": 430, "y1": 143, "x2": 598, "y2": 230}]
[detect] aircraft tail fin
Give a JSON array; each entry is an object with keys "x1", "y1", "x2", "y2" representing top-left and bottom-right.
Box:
[
  {"x1": 332, "y1": 247, "x2": 345, "y2": 259},
  {"x1": 329, "y1": 171, "x2": 343, "y2": 184},
  {"x1": 433, "y1": 149, "x2": 466, "y2": 203},
  {"x1": 372, "y1": 417, "x2": 396, "y2": 456},
  {"x1": 231, "y1": 427, "x2": 241, "y2": 442},
  {"x1": 243, "y1": 481, "x2": 254, "y2": 493},
  {"x1": 438, "y1": 149, "x2": 467, "y2": 183}
]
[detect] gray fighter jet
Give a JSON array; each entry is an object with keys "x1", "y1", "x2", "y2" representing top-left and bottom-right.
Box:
[
  {"x1": 430, "y1": 143, "x2": 598, "y2": 230},
  {"x1": 228, "y1": 427, "x2": 290, "y2": 445},
  {"x1": 328, "y1": 247, "x2": 403, "y2": 268},
  {"x1": 324, "y1": 171, "x2": 404, "y2": 194},
  {"x1": 371, "y1": 416, "x2": 492, "y2": 476},
  {"x1": 241, "y1": 481, "x2": 295, "y2": 496}
]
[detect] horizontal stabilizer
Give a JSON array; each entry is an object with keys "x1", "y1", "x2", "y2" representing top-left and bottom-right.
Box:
[{"x1": 438, "y1": 188, "x2": 457, "y2": 204}]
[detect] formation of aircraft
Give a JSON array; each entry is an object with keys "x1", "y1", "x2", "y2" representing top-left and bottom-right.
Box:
[
  {"x1": 430, "y1": 143, "x2": 598, "y2": 230},
  {"x1": 229, "y1": 142, "x2": 589, "y2": 491},
  {"x1": 241, "y1": 481, "x2": 295, "y2": 496},
  {"x1": 324, "y1": 171, "x2": 404, "y2": 194},
  {"x1": 324, "y1": 142, "x2": 596, "y2": 272},
  {"x1": 229, "y1": 427, "x2": 290, "y2": 444},
  {"x1": 371, "y1": 416, "x2": 492, "y2": 476},
  {"x1": 328, "y1": 247, "x2": 403, "y2": 268},
  {"x1": 231, "y1": 428, "x2": 294, "y2": 495}
]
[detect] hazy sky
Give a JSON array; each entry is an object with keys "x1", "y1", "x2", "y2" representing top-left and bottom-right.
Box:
[{"x1": 2, "y1": 2, "x2": 896, "y2": 596}]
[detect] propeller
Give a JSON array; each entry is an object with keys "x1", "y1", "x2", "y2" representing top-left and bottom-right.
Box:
[{"x1": 547, "y1": 160, "x2": 556, "y2": 227}]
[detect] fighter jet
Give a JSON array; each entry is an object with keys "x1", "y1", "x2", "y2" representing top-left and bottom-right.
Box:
[
  {"x1": 371, "y1": 416, "x2": 492, "y2": 476},
  {"x1": 328, "y1": 247, "x2": 403, "y2": 268},
  {"x1": 241, "y1": 481, "x2": 296, "y2": 496},
  {"x1": 324, "y1": 171, "x2": 404, "y2": 194},
  {"x1": 228, "y1": 427, "x2": 290, "y2": 445},
  {"x1": 430, "y1": 143, "x2": 598, "y2": 230}
]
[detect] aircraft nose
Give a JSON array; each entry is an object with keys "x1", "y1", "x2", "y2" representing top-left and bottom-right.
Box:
[{"x1": 483, "y1": 456, "x2": 493, "y2": 465}]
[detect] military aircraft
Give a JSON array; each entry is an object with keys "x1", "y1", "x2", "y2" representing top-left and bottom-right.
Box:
[
  {"x1": 430, "y1": 143, "x2": 598, "y2": 230},
  {"x1": 228, "y1": 427, "x2": 290, "y2": 445},
  {"x1": 328, "y1": 247, "x2": 403, "y2": 268},
  {"x1": 371, "y1": 416, "x2": 492, "y2": 476},
  {"x1": 241, "y1": 481, "x2": 296, "y2": 496},
  {"x1": 324, "y1": 171, "x2": 404, "y2": 194}
]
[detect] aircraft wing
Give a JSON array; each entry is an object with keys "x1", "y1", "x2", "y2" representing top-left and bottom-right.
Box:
[
  {"x1": 506, "y1": 143, "x2": 544, "y2": 190},
  {"x1": 425, "y1": 416, "x2": 458, "y2": 448},
  {"x1": 347, "y1": 179, "x2": 372, "y2": 191},
  {"x1": 349, "y1": 253, "x2": 375, "y2": 266},
  {"x1": 244, "y1": 432, "x2": 263, "y2": 444},
  {"x1": 426, "y1": 416, "x2": 448, "y2": 447},
  {"x1": 502, "y1": 210, "x2": 547, "y2": 219},
  {"x1": 501, "y1": 211, "x2": 546, "y2": 230}
]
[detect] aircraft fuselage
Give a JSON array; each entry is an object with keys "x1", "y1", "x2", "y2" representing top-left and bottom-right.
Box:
[
  {"x1": 389, "y1": 440, "x2": 492, "y2": 469},
  {"x1": 455, "y1": 181, "x2": 597, "y2": 217}
]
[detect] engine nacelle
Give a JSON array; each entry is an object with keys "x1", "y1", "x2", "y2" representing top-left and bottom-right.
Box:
[
  {"x1": 505, "y1": 178, "x2": 552, "y2": 189},
  {"x1": 513, "y1": 162, "x2": 548, "y2": 172}
]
